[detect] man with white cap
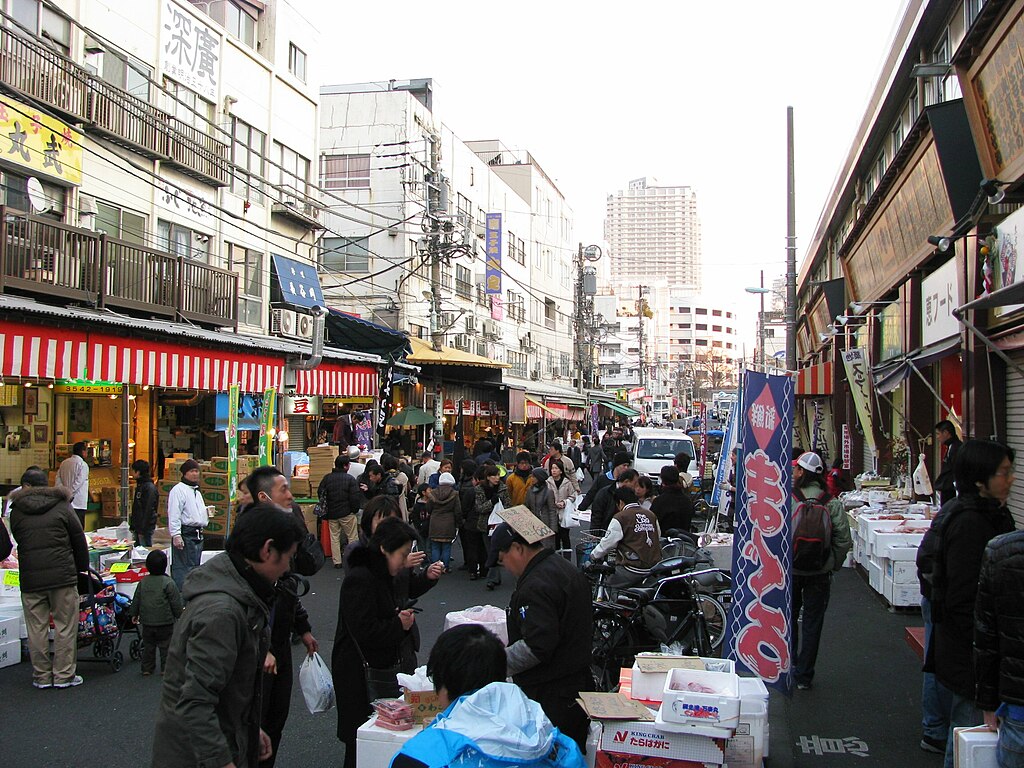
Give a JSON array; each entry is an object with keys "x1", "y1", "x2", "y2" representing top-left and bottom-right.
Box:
[{"x1": 790, "y1": 451, "x2": 852, "y2": 691}]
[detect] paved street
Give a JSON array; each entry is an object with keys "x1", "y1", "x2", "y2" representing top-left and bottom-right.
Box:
[{"x1": 0, "y1": 541, "x2": 937, "y2": 767}]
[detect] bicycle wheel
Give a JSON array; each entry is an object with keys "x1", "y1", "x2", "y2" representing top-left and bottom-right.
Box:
[
  {"x1": 696, "y1": 593, "x2": 727, "y2": 651},
  {"x1": 592, "y1": 613, "x2": 637, "y2": 692}
]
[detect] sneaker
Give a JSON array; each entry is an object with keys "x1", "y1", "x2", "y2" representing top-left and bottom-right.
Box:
[
  {"x1": 54, "y1": 675, "x2": 83, "y2": 688},
  {"x1": 920, "y1": 735, "x2": 945, "y2": 754},
  {"x1": 32, "y1": 681, "x2": 52, "y2": 689},
  {"x1": 795, "y1": 681, "x2": 812, "y2": 690}
]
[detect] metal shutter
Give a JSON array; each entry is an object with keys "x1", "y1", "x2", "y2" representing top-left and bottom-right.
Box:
[
  {"x1": 287, "y1": 415, "x2": 309, "y2": 452},
  {"x1": 1005, "y1": 350, "x2": 1024, "y2": 527}
]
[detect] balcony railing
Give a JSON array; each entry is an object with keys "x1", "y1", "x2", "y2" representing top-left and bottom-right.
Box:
[
  {"x1": 0, "y1": 208, "x2": 237, "y2": 328},
  {"x1": 269, "y1": 183, "x2": 321, "y2": 228},
  {"x1": 0, "y1": 24, "x2": 230, "y2": 186}
]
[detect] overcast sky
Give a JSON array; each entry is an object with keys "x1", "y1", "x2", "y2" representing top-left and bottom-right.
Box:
[{"x1": 308, "y1": 0, "x2": 907, "y2": 340}]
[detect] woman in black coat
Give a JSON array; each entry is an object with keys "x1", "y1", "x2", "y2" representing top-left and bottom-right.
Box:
[
  {"x1": 928, "y1": 439, "x2": 1016, "y2": 768},
  {"x1": 333, "y1": 518, "x2": 443, "y2": 768}
]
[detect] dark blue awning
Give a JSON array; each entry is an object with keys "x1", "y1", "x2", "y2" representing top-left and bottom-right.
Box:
[{"x1": 325, "y1": 308, "x2": 411, "y2": 360}]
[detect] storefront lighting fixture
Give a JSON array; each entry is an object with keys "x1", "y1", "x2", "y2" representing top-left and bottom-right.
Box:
[
  {"x1": 835, "y1": 314, "x2": 868, "y2": 326},
  {"x1": 849, "y1": 300, "x2": 894, "y2": 315},
  {"x1": 910, "y1": 62, "x2": 950, "y2": 78},
  {"x1": 108, "y1": 394, "x2": 117, "y2": 399},
  {"x1": 267, "y1": 427, "x2": 277, "y2": 438},
  {"x1": 277, "y1": 430, "x2": 289, "y2": 442},
  {"x1": 24, "y1": 381, "x2": 32, "y2": 387},
  {"x1": 142, "y1": 385, "x2": 150, "y2": 391},
  {"x1": 819, "y1": 332, "x2": 833, "y2": 343},
  {"x1": 927, "y1": 235, "x2": 951, "y2": 253},
  {"x1": 981, "y1": 178, "x2": 1007, "y2": 205},
  {"x1": 47, "y1": 382, "x2": 54, "y2": 389}
]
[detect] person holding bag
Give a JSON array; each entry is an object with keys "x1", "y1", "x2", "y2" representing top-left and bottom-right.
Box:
[
  {"x1": 548, "y1": 459, "x2": 577, "y2": 551},
  {"x1": 333, "y1": 517, "x2": 443, "y2": 768}
]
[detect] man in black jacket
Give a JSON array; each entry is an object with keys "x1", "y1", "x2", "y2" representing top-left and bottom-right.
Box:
[
  {"x1": 579, "y1": 451, "x2": 632, "y2": 518},
  {"x1": 590, "y1": 469, "x2": 638, "y2": 533},
  {"x1": 319, "y1": 454, "x2": 365, "y2": 569},
  {"x1": 975, "y1": 527, "x2": 1024, "y2": 757},
  {"x1": 651, "y1": 466, "x2": 694, "y2": 534},
  {"x1": 129, "y1": 459, "x2": 159, "y2": 547},
  {"x1": 488, "y1": 521, "x2": 593, "y2": 750},
  {"x1": 933, "y1": 420, "x2": 962, "y2": 506}
]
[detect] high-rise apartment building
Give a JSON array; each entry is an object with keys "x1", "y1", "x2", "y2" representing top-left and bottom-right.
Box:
[{"x1": 604, "y1": 177, "x2": 702, "y2": 293}]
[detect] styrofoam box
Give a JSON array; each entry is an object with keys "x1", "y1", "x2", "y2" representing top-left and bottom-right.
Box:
[
  {"x1": 868, "y1": 558, "x2": 884, "y2": 593},
  {"x1": 877, "y1": 532, "x2": 925, "y2": 558},
  {"x1": 0, "y1": 610, "x2": 24, "y2": 639},
  {"x1": 725, "y1": 697, "x2": 768, "y2": 768},
  {"x1": 631, "y1": 658, "x2": 736, "y2": 702},
  {"x1": 885, "y1": 558, "x2": 918, "y2": 585},
  {"x1": 598, "y1": 720, "x2": 726, "y2": 764},
  {"x1": 0, "y1": 637, "x2": 20, "y2": 668},
  {"x1": 886, "y1": 544, "x2": 920, "y2": 562},
  {"x1": 955, "y1": 725, "x2": 997, "y2": 768},
  {"x1": 867, "y1": 521, "x2": 929, "y2": 553},
  {"x1": 356, "y1": 715, "x2": 421, "y2": 768},
  {"x1": 883, "y1": 575, "x2": 922, "y2": 608},
  {"x1": 661, "y1": 667, "x2": 740, "y2": 729},
  {"x1": 0, "y1": 614, "x2": 18, "y2": 643}
]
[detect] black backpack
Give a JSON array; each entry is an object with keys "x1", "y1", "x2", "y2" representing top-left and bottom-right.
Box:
[
  {"x1": 382, "y1": 470, "x2": 404, "y2": 497},
  {"x1": 792, "y1": 488, "x2": 833, "y2": 571}
]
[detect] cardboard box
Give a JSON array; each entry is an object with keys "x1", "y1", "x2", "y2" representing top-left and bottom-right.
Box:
[
  {"x1": 0, "y1": 637, "x2": 20, "y2": 668},
  {"x1": 595, "y1": 751, "x2": 719, "y2": 768},
  {"x1": 598, "y1": 721, "x2": 726, "y2": 763},
  {"x1": 201, "y1": 473, "x2": 231, "y2": 491},
  {"x1": 202, "y1": 489, "x2": 232, "y2": 505},
  {"x1": 404, "y1": 689, "x2": 445, "y2": 724},
  {"x1": 290, "y1": 477, "x2": 312, "y2": 498},
  {"x1": 209, "y1": 457, "x2": 231, "y2": 474}
]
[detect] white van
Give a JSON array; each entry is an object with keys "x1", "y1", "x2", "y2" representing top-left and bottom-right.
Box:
[{"x1": 629, "y1": 427, "x2": 698, "y2": 486}]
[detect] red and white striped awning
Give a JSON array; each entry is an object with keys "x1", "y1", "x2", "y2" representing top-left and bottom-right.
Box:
[
  {"x1": 294, "y1": 363, "x2": 378, "y2": 397},
  {"x1": 795, "y1": 361, "x2": 834, "y2": 396},
  {"x1": 1, "y1": 321, "x2": 284, "y2": 392},
  {"x1": 546, "y1": 402, "x2": 569, "y2": 419}
]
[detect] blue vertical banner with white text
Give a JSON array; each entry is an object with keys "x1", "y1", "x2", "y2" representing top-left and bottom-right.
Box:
[
  {"x1": 725, "y1": 370, "x2": 794, "y2": 694},
  {"x1": 711, "y1": 388, "x2": 742, "y2": 508},
  {"x1": 485, "y1": 213, "x2": 502, "y2": 294}
]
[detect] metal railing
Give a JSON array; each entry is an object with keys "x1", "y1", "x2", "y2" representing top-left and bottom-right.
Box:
[{"x1": 0, "y1": 208, "x2": 237, "y2": 328}]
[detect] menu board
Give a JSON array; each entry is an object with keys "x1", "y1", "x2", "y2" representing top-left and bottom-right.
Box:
[{"x1": 844, "y1": 140, "x2": 952, "y2": 301}]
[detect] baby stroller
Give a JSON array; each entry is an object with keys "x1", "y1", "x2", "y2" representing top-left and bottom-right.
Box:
[{"x1": 77, "y1": 569, "x2": 137, "y2": 672}]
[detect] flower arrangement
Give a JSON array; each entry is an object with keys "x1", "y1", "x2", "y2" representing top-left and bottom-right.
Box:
[{"x1": 888, "y1": 433, "x2": 911, "y2": 478}]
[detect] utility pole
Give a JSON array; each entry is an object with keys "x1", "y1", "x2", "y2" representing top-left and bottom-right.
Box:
[
  {"x1": 785, "y1": 106, "x2": 798, "y2": 371},
  {"x1": 574, "y1": 244, "x2": 601, "y2": 393},
  {"x1": 426, "y1": 133, "x2": 444, "y2": 353},
  {"x1": 637, "y1": 284, "x2": 648, "y2": 391},
  {"x1": 573, "y1": 243, "x2": 585, "y2": 394}
]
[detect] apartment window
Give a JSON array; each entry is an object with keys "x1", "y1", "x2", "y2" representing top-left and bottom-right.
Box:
[
  {"x1": 2, "y1": 169, "x2": 63, "y2": 218},
  {"x1": 321, "y1": 236, "x2": 369, "y2": 273},
  {"x1": 680, "y1": 306, "x2": 691, "y2": 313},
  {"x1": 275, "y1": 142, "x2": 310, "y2": 198},
  {"x1": 966, "y1": 0, "x2": 983, "y2": 27},
  {"x1": 680, "y1": 323, "x2": 691, "y2": 329},
  {"x1": 457, "y1": 193, "x2": 471, "y2": 225},
  {"x1": 507, "y1": 351, "x2": 527, "y2": 378},
  {"x1": 164, "y1": 80, "x2": 214, "y2": 132},
  {"x1": 507, "y1": 231, "x2": 517, "y2": 264},
  {"x1": 10, "y1": 0, "x2": 70, "y2": 55},
  {"x1": 696, "y1": 323, "x2": 708, "y2": 331},
  {"x1": 726, "y1": 311, "x2": 733, "y2": 318},
  {"x1": 228, "y1": 243, "x2": 263, "y2": 326},
  {"x1": 288, "y1": 43, "x2": 307, "y2": 82},
  {"x1": 606, "y1": 344, "x2": 621, "y2": 354},
  {"x1": 231, "y1": 118, "x2": 266, "y2": 202},
  {"x1": 909, "y1": 88, "x2": 920, "y2": 123},
  {"x1": 224, "y1": 0, "x2": 257, "y2": 48},
  {"x1": 891, "y1": 117, "x2": 904, "y2": 157},
  {"x1": 455, "y1": 265, "x2": 472, "y2": 298},
  {"x1": 95, "y1": 201, "x2": 145, "y2": 245},
  {"x1": 712, "y1": 325, "x2": 722, "y2": 332},
  {"x1": 517, "y1": 237, "x2": 526, "y2": 265},
  {"x1": 695, "y1": 308, "x2": 707, "y2": 315},
  {"x1": 323, "y1": 154, "x2": 370, "y2": 189},
  {"x1": 156, "y1": 219, "x2": 210, "y2": 261},
  {"x1": 695, "y1": 339, "x2": 708, "y2": 346},
  {"x1": 875, "y1": 152, "x2": 887, "y2": 184},
  {"x1": 544, "y1": 298, "x2": 556, "y2": 330},
  {"x1": 100, "y1": 51, "x2": 151, "y2": 99},
  {"x1": 712, "y1": 309, "x2": 722, "y2": 317}
]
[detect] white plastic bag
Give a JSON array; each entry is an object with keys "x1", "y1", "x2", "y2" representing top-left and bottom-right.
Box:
[
  {"x1": 444, "y1": 605, "x2": 508, "y2": 645},
  {"x1": 575, "y1": 467, "x2": 584, "y2": 482},
  {"x1": 913, "y1": 453, "x2": 934, "y2": 496},
  {"x1": 559, "y1": 498, "x2": 579, "y2": 528},
  {"x1": 487, "y1": 500, "x2": 504, "y2": 535},
  {"x1": 299, "y1": 652, "x2": 335, "y2": 714}
]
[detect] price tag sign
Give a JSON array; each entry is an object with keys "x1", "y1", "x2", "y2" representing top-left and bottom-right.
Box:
[
  {"x1": 109, "y1": 562, "x2": 130, "y2": 573},
  {"x1": 3, "y1": 570, "x2": 19, "y2": 587}
]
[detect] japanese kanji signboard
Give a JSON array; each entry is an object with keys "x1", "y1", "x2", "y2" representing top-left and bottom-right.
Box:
[
  {"x1": 726, "y1": 370, "x2": 794, "y2": 694},
  {"x1": 921, "y1": 256, "x2": 960, "y2": 346},
  {"x1": 160, "y1": 1, "x2": 221, "y2": 102},
  {"x1": 485, "y1": 213, "x2": 502, "y2": 295},
  {"x1": 0, "y1": 94, "x2": 82, "y2": 184}
]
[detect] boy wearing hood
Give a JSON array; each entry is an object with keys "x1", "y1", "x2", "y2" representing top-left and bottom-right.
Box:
[
  {"x1": 427, "y1": 472, "x2": 462, "y2": 571},
  {"x1": 151, "y1": 505, "x2": 306, "y2": 768},
  {"x1": 505, "y1": 452, "x2": 536, "y2": 507},
  {"x1": 9, "y1": 468, "x2": 89, "y2": 689}
]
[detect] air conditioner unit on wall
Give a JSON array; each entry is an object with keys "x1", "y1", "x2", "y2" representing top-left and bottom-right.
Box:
[
  {"x1": 271, "y1": 308, "x2": 298, "y2": 338},
  {"x1": 530, "y1": 367, "x2": 542, "y2": 380},
  {"x1": 295, "y1": 312, "x2": 314, "y2": 340}
]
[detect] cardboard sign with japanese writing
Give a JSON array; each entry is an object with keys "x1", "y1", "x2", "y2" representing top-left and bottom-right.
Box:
[{"x1": 497, "y1": 505, "x2": 554, "y2": 544}]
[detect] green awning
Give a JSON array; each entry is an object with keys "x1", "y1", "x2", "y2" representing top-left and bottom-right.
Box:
[{"x1": 600, "y1": 400, "x2": 640, "y2": 417}]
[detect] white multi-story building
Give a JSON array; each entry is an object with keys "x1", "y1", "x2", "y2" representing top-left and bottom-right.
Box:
[
  {"x1": 604, "y1": 177, "x2": 702, "y2": 294},
  {"x1": 318, "y1": 80, "x2": 576, "y2": 383}
]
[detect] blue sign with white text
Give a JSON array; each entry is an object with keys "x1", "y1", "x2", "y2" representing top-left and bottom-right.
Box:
[{"x1": 272, "y1": 253, "x2": 324, "y2": 308}]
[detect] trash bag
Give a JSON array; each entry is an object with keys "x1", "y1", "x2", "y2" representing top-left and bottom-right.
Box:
[
  {"x1": 444, "y1": 605, "x2": 508, "y2": 645},
  {"x1": 299, "y1": 652, "x2": 335, "y2": 714}
]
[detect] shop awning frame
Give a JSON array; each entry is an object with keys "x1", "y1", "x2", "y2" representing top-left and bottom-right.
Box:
[
  {"x1": 525, "y1": 396, "x2": 559, "y2": 418},
  {"x1": 601, "y1": 400, "x2": 641, "y2": 417},
  {"x1": 871, "y1": 336, "x2": 961, "y2": 396},
  {"x1": 325, "y1": 308, "x2": 411, "y2": 360},
  {"x1": 406, "y1": 336, "x2": 509, "y2": 369}
]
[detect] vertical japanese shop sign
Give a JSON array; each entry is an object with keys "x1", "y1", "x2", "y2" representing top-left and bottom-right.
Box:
[
  {"x1": 376, "y1": 364, "x2": 395, "y2": 439},
  {"x1": 226, "y1": 384, "x2": 239, "y2": 507},
  {"x1": 842, "y1": 424, "x2": 852, "y2": 470},
  {"x1": 841, "y1": 349, "x2": 877, "y2": 458},
  {"x1": 485, "y1": 214, "x2": 502, "y2": 294},
  {"x1": 260, "y1": 388, "x2": 276, "y2": 467},
  {"x1": 161, "y1": 0, "x2": 221, "y2": 102},
  {"x1": 712, "y1": 393, "x2": 741, "y2": 509},
  {"x1": 697, "y1": 402, "x2": 709, "y2": 479},
  {"x1": 726, "y1": 370, "x2": 794, "y2": 693}
]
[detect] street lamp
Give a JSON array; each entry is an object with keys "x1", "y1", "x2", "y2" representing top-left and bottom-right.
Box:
[{"x1": 745, "y1": 274, "x2": 770, "y2": 371}]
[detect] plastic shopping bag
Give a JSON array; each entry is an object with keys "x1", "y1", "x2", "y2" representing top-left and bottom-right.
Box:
[
  {"x1": 299, "y1": 652, "x2": 335, "y2": 714},
  {"x1": 444, "y1": 605, "x2": 508, "y2": 645},
  {"x1": 913, "y1": 453, "x2": 934, "y2": 496},
  {"x1": 575, "y1": 467, "x2": 585, "y2": 482},
  {"x1": 487, "y1": 500, "x2": 504, "y2": 536},
  {"x1": 560, "y1": 497, "x2": 580, "y2": 529}
]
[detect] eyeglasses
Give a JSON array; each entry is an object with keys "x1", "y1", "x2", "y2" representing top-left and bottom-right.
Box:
[{"x1": 994, "y1": 468, "x2": 1016, "y2": 478}]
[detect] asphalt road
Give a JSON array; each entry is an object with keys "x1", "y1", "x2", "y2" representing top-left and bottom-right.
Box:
[{"x1": 0, "y1": 531, "x2": 938, "y2": 767}]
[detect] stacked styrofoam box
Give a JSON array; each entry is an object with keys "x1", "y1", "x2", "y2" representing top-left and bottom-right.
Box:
[
  {"x1": 867, "y1": 559, "x2": 884, "y2": 593},
  {"x1": 884, "y1": 577, "x2": 922, "y2": 607},
  {"x1": 660, "y1": 667, "x2": 741, "y2": 732},
  {"x1": 0, "y1": 609, "x2": 24, "y2": 639},
  {"x1": 955, "y1": 725, "x2": 998, "y2": 768},
  {"x1": 630, "y1": 657, "x2": 736, "y2": 702},
  {"x1": 726, "y1": 677, "x2": 770, "y2": 768},
  {"x1": 0, "y1": 624, "x2": 20, "y2": 669}
]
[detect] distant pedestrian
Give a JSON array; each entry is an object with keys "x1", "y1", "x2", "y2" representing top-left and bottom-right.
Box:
[
  {"x1": 586, "y1": 438, "x2": 604, "y2": 480},
  {"x1": 476, "y1": 466, "x2": 512, "y2": 590},
  {"x1": 524, "y1": 468, "x2": 557, "y2": 549},
  {"x1": 129, "y1": 459, "x2": 158, "y2": 547},
  {"x1": 933, "y1": 420, "x2": 962, "y2": 507},
  {"x1": 9, "y1": 468, "x2": 89, "y2": 689},
  {"x1": 318, "y1": 454, "x2": 364, "y2": 569},
  {"x1": 130, "y1": 549, "x2": 182, "y2": 676},
  {"x1": 427, "y1": 473, "x2": 462, "y2": 570},
  {"x1": 548, "y1": 460, "x2": 576, "y2": 551},
  {"x1": 651, "y1": 466, "x2": 694, "y2": 534},
  {"x1": 166, "y1": 459, "x2": 208, "y2": 591},
  {"x1": 55, "y1": 441, "x2": 89, "y2": 528},
  {"x1": 927, "y1": 439, "x2": 1015, "y2": 768}
]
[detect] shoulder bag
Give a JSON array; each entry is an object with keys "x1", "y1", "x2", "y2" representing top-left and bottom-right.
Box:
[{"x1": 352, "y1": 635, "x2": 401, "y2": 701}]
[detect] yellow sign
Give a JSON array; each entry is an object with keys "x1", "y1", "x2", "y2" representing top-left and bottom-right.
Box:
[
  {"x1": 109, "y1": 562, "x2": 130, "y2": 573},
  {"x1": 54, "y1": 383, "x2": 123, "y2": 395},
  {"x1": 2, "y1": 570, "x2": 19, "y2": 587},
  {"x1": 0, "y1": 95, "x2": 83, "y2": 185}
]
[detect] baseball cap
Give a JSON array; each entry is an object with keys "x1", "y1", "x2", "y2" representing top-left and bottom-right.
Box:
[
  {"x1": 796, "y1": 452, "x2": 824, "y2": 474},
  {"x1": 485, "y1": 522, "x2": 519, "y2": 569}
]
